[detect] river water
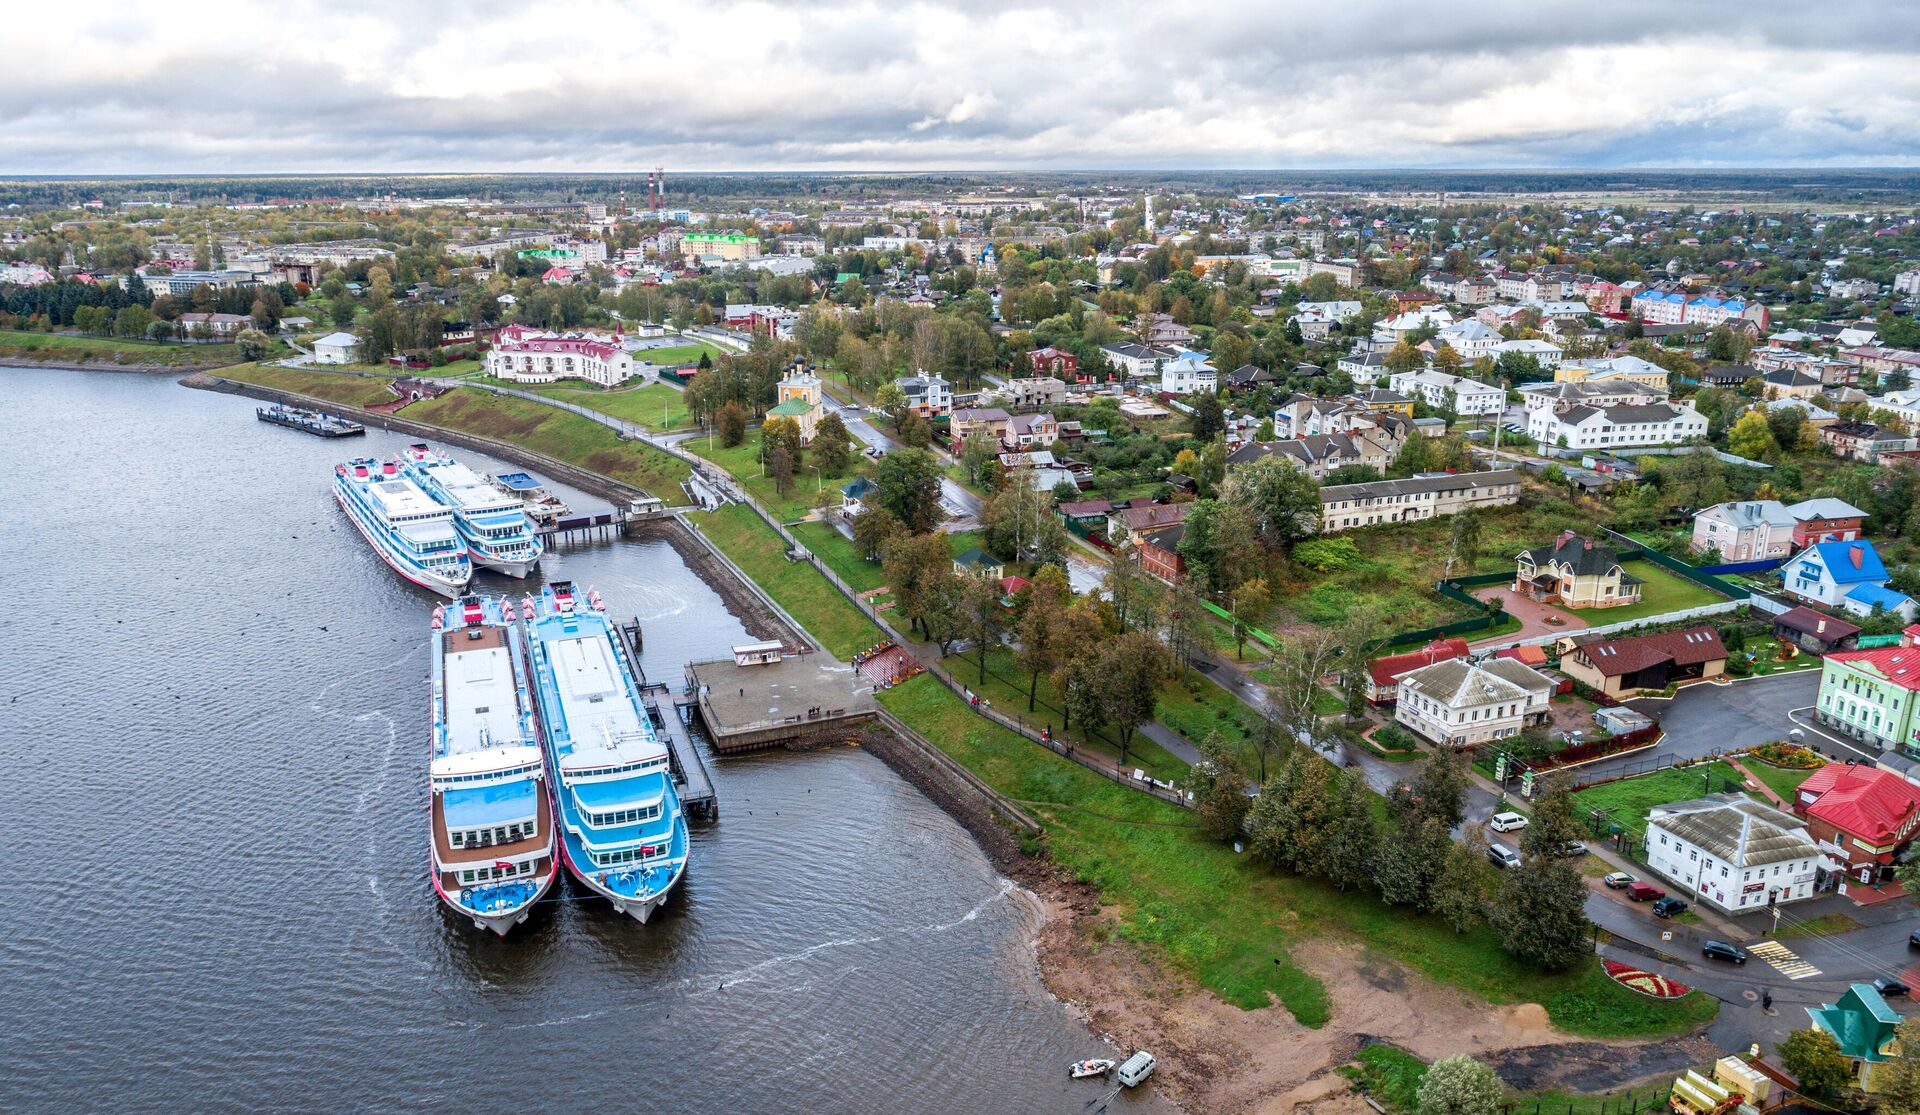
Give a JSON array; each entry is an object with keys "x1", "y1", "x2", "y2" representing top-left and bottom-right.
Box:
[{"x1": 0, "y1": 368, "x2": 1169, "y2": 1113}]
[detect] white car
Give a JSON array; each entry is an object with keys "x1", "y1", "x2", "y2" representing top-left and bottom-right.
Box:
[{"x1": 1489, "y1": 811, "x2": 1529, "y2": 833}]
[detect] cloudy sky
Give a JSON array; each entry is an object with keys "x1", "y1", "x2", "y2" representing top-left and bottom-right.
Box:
[{"x1": 9, "y1": 0, "x2": 1920, "y2": 173}]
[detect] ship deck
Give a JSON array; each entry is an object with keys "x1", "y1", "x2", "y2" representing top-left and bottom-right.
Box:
[{"x1": 433, "y1": 787, "x2": 553, "y2": 866}]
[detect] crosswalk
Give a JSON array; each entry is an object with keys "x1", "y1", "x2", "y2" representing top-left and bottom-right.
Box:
[{"x1": 1748, "y1": 940, "x2": 1823, "y2": 980}]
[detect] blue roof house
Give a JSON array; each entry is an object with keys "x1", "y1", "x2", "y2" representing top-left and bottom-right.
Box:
[{"x1": 1781, "y1": 540, "x2": 1912, "y2": 618}]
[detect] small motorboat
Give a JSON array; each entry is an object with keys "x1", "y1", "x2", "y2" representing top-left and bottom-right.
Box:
[{"x1": 1070, "y1": 1058, "x2": 1116, "y2": 1079}]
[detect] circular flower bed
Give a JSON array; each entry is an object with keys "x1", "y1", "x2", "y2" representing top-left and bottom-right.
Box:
[
  {"x1": 1603, "y1": 960, "x2": 1692, "y2": 998},
  {"x1": 1748, "y1": 741, "x2": 1824, "y2": 770}
]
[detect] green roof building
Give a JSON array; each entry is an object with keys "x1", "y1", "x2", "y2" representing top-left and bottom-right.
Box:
[{"x1": 1807, "y1": 983, "x2": 1904, "y2": 1091}]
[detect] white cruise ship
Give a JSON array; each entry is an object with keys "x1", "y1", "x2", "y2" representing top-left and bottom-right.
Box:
[
  {"x1": 400, "y1": 444, "x2": 544, "y2": 578},
  {"x1": 333, "y1": 456, "x2": 472, "y2": 597}
]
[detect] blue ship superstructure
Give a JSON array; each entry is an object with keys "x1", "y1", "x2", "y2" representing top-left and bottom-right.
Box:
[
  {"x1": 400, "y1": 444, "x2": 543, "y2": 578},
  {"x1": 333, "y1": 456, "x2": 472, "y2": 597},
  {"x1": 521, "y1": 581, "x2": 688, "y2": 923},
  {"x1": 428, "y1": 594, "x2": 558, "y2": 935}
]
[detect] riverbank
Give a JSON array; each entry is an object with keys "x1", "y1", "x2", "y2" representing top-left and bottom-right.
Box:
[
  {"x1": 0, "y1": 330, "x2": 244, "y2": 371},
  {"x1": 166, "y1": 362, "x2": 1719, "y2": 1108}
]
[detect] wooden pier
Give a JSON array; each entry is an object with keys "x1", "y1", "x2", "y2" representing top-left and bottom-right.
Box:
[
  {"x1": 615, "y1": 619, "x2": 718, "y2": 821},
  {"x1": 536, "y1": 497, "x2": 670, "y2": 546}
]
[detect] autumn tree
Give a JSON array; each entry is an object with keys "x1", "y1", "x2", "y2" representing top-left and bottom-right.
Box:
[
  {"x1": 715, "y1": 401, "x2": 749, "y2": 447},
  {"x1": 1015, "y1": 566, "x2": 1073, "y2": 709},
  {"x1": 812, "y1": 411, "x2": 852, "y2": 476},
  {"x1": 1727, "y1": 408, "x2": 1780, "y2": 461},
  {"x1": 768, "y1": 445, "x2": 795, "y2": 495},
  {"x1": 1193, "y1": 732, "x2": 1253, "y2": 842},
  {"x1": 851, "y1": 506, "x2": 904, "y2": 562},
  {"x1": 1219, "y1": 454, "x2": 1322, "y2": 547},
  {"x1": 881, "y1": 532, "x2": 956, "y2": 639},
  {"x1": 959, "y1": 569, "x2": 1009, "y2": 685},
  {"x1": 873, "y1": 448, "x2": 944, "y2": 533},
  {"x1": 1491, "y1": 851, "x2": 1591, "y2": 969},
  {"x1": 1100, "y1": 548, "x2": 1162, "y2": 634},
  {"x1": 1095, "y1": 630, "x2": 1172, "y2": 767},
  {"x1": 1780, "y1": 1029, "x2": 1852, "y2": 1097}
]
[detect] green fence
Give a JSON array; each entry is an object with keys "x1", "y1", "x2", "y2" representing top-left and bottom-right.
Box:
[
  {"x1": 1860, "y1": 633, "x2": 1905, "y2": 649},
  {"x1": 1201, "y1": 599, "x2": 1282, "y2": 650},
  {"x1": 1603, "y1": 529, "x2": 1744, "y2": 598}
]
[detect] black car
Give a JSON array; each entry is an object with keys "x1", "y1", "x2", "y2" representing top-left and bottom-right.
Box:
[
  {"x1": 1909, "y1": 928, "x2": 1920, "y2": 949},
  {"x1": 1652, "y1": 896, "x2": 1689, "y2": 919},
  {"x1": 1877, "y1": 977, "x2": 1911, "y2": 998},
  {"x1": 1702, "y1": 940, "x2": 1748, "y2": 965}
]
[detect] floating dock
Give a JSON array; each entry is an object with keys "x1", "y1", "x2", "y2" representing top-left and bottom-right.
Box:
[
  {"x1": 615, "y1": 619, "x2": 718, "y2": 820},
  {"x1": 256, "y1": 404, "x2": 364, "y2": 437},
  {"x1": 684, "y1": 649, "x2": 877, "y2": 754},
  {"x1": 537, "y1": 497, "x2": 670, "y2": 546}
]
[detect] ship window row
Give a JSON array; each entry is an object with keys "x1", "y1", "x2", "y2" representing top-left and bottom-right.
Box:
[
  {"x1": 589, "y1": 844, "x2": 672, "y2": 868},
  {"x1": 571, "y1": 758, "x2": 667, "y2": 778},
  {"x1": 437, "y1": 766, "x2": 538, "y2": 785},
  {"x1": 450, "y1": 821, "x2": 535, "y2": 848},
  {"x1": 586, "y1": 803, "x2": 661, "y2": 827},
  {"x1": 458, "y1": 861, "x2": 535, "y2": 884}
]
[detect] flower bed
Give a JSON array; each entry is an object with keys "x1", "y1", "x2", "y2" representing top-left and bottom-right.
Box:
[
  {"x1": 1748, "y1": 741, "x2": 1824, "y2": 770},
  {"x1": 1603, "y1": 960, "x2": 1692, "y2": 999}
]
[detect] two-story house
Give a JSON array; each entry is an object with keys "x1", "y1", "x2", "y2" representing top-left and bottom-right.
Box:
[
  {"x1": 1025, "y1": 346, "x2": 1078, "y2": 379},
  {"x1": 1003, "y1": 376, "x2": 1066, "y2": 411},
  {"x1": 1690, "y1": 500, "x2": 1798, "y2": 561},
  {"x1": 1393, "y1": 657, "x2": 1556, "y2": 747},
  {"x1": 1527, "y1": 401, "x2": 1708, "y2": 451},
  {"x1": 1319, "y1": 470, "x2": 1522, "y2": 533},
  {"x1": 1822, "y1": 420, "x2": 1920, "y2": 463},
  {"x1": 1788, "y1": 498, "x2": 1869, "y2": 548},
  {"x1": 1814, "y1": 626, "x2": 1920, "y2": 753},
  {"x1": 1513, "y1": 532, "x2": 1643, "y2": 609},
  {"x1": 1158, "y1": 351, "x2": 1219, "y2": 396},
  {"x1": 1365, "y1": 638, "x2": 1470, "y2": 704},
  {"x1": 1558, "y1": 627, "x2": 1727, "y2": 698},
  {"x1": 1386, "y1": 369, "x2": 1507, "y2": 416},
  {"x1": 1790, "y1": 763, "x2": 1920, "y2": 885},
  {"x1": 1780, "y1": 540, "x2": 1916, "y2": 620},
  {"x1": 1646, "y1": 796, "x2": 1822, "y2": 914}
]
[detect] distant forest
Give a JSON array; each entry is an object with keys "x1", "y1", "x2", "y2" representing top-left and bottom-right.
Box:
[{"x1": 3, "y1": 168, "x2": 1919, "y2": 208}]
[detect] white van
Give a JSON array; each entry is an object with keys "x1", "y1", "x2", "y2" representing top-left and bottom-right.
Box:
[
  {"x1": 1489, "y1": 811, "x2": 1529, "y2": 832},
  {"x1": 1116, "y1": 1051, "x2": 1157, "y2": 1087}
]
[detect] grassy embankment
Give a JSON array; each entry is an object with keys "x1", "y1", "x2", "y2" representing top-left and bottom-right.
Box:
[
  {"x1": 0, "y1": 329, "x2": 242, "y2": 367},
  {"x1": 686, "y1": 426, "x2": 872, "y2": 523},
  {"x1": 689, "y1": 504, "x2": 881, "y2": 659},
  {"x1": 878, "y1": 673, "x2": 1718, "y2": 1037},
  {"x1": 210, "y1": 366, "x2": 693, "y2": 498}
]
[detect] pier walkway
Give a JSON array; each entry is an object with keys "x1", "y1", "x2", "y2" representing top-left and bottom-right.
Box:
[{"x1": 615, "y1": 618, "x2": 719, "y2": 821}]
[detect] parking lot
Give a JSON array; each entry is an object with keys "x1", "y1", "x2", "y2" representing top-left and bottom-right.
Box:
[{"x1": 1566, "y1": 671, "x2": 1823, "y2": 784}]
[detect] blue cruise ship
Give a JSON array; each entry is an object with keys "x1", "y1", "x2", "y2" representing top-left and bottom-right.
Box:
[
  {"x1": 400, "y1": 444, "x2": 543, "y2": 578},
  {"x1": 521, "y1": 581, "x2": 688, "y2": 923},
  {"x1": 333, "y1": 456, "x2": 472, "y2": 597},
  {"x1": 428, "y1": 594, "x2": 558, "y2": 935}
]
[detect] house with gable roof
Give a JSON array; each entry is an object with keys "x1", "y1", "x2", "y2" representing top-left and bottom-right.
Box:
[
  {"x1": 1814, "y1": 625, "x2": 1920, "y2": 752},
  {"x1": 1513, "y1": 531, "x2": 1643, "y2": 609},
  {"x1": 1393, "y1": 657, "x2": 1556, "y2": 747},
  {"x1": 1558, "y1": 626, "x2": 1727, "y2": 698},
  {"x1": 1790, "y1": 763, "x2": 1920, "y2": 883},
  {"x1": 1780, "y1": 540, "x2": 1916, "y2": 620},
  {"x1": 1807, "y1": 984, "x2": 1905, "y2": 1091},
  {"x1": 1364, "y1": 637, "x2": 1470, "y2": 704},
  {"x1": 1646, "y1": 795, "x2": 1822, "y2": 913}
]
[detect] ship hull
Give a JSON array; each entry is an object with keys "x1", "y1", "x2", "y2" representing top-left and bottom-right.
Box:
[
  {"x1": 553, "y1": 833, "x2": 686, "y2": 924},
  {"x1": 431, "y1": 857, "x2": 559, "y2": 935},
  {"x1": 471, "y1": 553, "x2": 539, "y2": 578}
]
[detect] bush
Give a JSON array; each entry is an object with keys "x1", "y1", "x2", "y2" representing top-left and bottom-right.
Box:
[
  {"x1": 1750, "y1": 741, "x2": 1823, "y2": 769},
  {"x1": 1291, "y1": 536, "x2": 1364, "y2": 573}
]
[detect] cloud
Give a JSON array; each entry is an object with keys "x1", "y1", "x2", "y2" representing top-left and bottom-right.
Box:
[{"x1": 4, "y1": 0, "x2": 1920, "y2": 172}]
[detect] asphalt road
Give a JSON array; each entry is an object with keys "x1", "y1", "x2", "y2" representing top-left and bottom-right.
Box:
[{"x1": 1559, "y1": 671, "x2": 1825, "y2": 785}]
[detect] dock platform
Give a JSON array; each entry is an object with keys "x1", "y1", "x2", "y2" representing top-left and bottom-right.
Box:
[
  {"x1": 684, "y1": 653, "x2": 877, "y2": 754},
  {"x1": 613, "y1": 619, "x2": 719, "y2": 821},
  {"x1": 256, "y1": 404, "x2": 365, "y2": 437}
]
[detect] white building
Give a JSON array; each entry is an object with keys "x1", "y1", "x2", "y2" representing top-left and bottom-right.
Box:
[
  {"x1": 312, "y1": 331, "x2": 361, "y2": 365},
  {"x1": 1375, "y1": 306, "x2": 1455, "y2": 341},
  {"x1": 1435, "y1": 319, "x2": 1502, "y2": 361},
  {"x1": 1158, "y1": 351, "x2": 1218, "y2": 395},
  {"x1": 1099, "y1": 342, "x2": 1175, "y2": 379},
  {"x1": 1393, "y1": 657, "x2": 1555, "y2": 747},
  {"x1": 1527, "y1": 401, "x2": 1708, "y2": 450},
  {"x1": 0, "y1": 261, "x2": 53, "y2": 285},
  {"x1": 485, "y1": 324, "x2": 636, "y2": 386},
  {"x1": 1387, "y1": 369, "x2": 1507, "y2": 416},
  {"x1": 1490, "y1": 338, "x2": 1564, "y2": 369},
  {"x1": 1894, "y1": 269, "x2": 1920, "y2": 298},
  {"x1": 1645, "y1": 795, "x2": 1824, "y2": 914}
]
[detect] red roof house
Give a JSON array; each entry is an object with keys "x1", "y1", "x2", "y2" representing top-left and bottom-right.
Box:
[
  {"x1": 1366, "y1": 638, "x2": 1470, "y2": 704},
  {"x1": 1559, "y1": 626, "x2": 1727, "y2": 697},
  {"x1": 1791, "y1": 763, "x2": 1920, "y2": 874}
]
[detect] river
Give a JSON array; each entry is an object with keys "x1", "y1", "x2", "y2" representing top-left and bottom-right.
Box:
[{"x1": 0, "y1": 367, "x2": 1169, "y2": 1113}]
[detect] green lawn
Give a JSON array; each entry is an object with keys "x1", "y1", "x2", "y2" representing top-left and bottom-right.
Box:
[
  {"x1": 1564, "y1": 562, "x2": 1729, "y2": 624},
  {"x1": 790, "y1": 519, "x2": 889, "y2": 593},
  {"x1": 691, "y1": 504, "x2": 880, "y2": 659},
  {"x1": 539, "y1": 381, "x2": 695, "y2": 430},
  {"x1": 943, "y1": 646, "x2": 1189, "y2": 780},
  {"x1": 1571, "y1": 761, "x2": 1751, "y2": 839},
  {"x1": 1772, "y1": 912, "x2": 1862, "y2": 940},
  {"x1": 686, "y1": 427, "x2": 862, "y2": 523},
  {"x1": 1743, "y1": 759, "x2": 1822, "y2": 803},
  {"x1": 210, "y1": 362, "x2": 399, "y2": 408},
  {"x1": 0, "y1": 329, "x2": 243, "y2": 367},
  {"x1": 1342, "y1": 1043, "x2": 1683, "y2": 1115},
  {"x1": 632, "y1": 341, "x2": 724, "y2": 366},
  {"x1": 400, "y1": 389, "x2": 692, "y2": 498},
  {"x1": 878, "y1": 673, "x2": 1718, "y2": 1038},
  {"x1": 1158, "y1": 677, "x2": 1272, "y2": 774}
]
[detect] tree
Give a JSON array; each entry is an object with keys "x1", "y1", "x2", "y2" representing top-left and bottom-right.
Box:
[
  {"x1": 1219, "y1": 455, "x2": 1322, "y2": 547},
  {"x1": 1094, "y1": 630, "x2": 1172, "y2": 767},
  {"x1": 1412, "y1": 745, "x2": 1470, "y2": 829},
  {"x1": 113, "y1": 305, "x2": 152, "y2": 340},
  {"x1": 715, "y1": 401, "x2": 749, "y2": 447},
  {"x1": 882, "y1": 532, "x2": 956, "y2": 639},
  {"x1": 354, "y1": 306, "x2": 402, "y2": 364},
  {"x1": 1873, "y1": 1017, "x2": 1920, "y2": 1115},
  {"x1": 1432, "y1": 834, "x2": 1493, "y2": 933},
  {"x1": 1727, "y1": 408, "x2": 1780, "y2": 461},
  {"x1": 1374, "y1": 812, "x2": 1450, "y2": 910},
  {"x1": 1016, "y1": 567, "x2": 1073, "y2": 709},
  {"x1": 1193, "y1": 732, "x2": 1252, "y2": 842},
  {"x1": 1179, "y1": 499, "x2": 1259, "y2": 595},
  {"x1": 234, "y1": 328, "x2": 272, "y2": 361},
  {"x1": 874, "y1": 448, "x2": 944, "y2": 533},
  {"x1": 1416, "y1": 1055, "x2": 1505, "y2": 1115},
  {"x1": 959, "y1": 569, "x2": 1008, "y2": 685},
  {"x1": 1100, "y1": 549, "x2": 1162, "y2": 634},
  {"x1": 1385, "y1": 341, "x2": 1424, "y2": 376},
  {"x1": 1164, "y1": 577, "x2": 1211, "y2": 681},
  {"x1": 1491, "y1": 854, "x2": 1590, "y2": 969},
  {"x1": 1189, "y1": 392, "x2": 1225, "y2": 441},
  {"x1": 851, "y1": 506, "x2": 903, "y2": 562},
  {"x1": 960, "y1": 428, "x2": 1002, "y2": 487},
  {"x1": 1227, "y1": 578, "x2": 1270, "y2": 660},
  {"x1": 1264, "y1": 627, "x2": 1345, "y2": 771},
  {"x1": 768, "y1": 445, "x2": 795, "y2": 495},
  {"x1": 1444, "y1": 510, "x2": 1482, "y2": 579},
  {"x1": 1519, "y1": 783, "x2": 1580, "y2": 858},
  {"x1": 812, "y1": 412, "x2": 852, "y2": 476},
  {"x1": 1318, "y1": 768, "x2": 1379, "y2": 889},
  {"x1": 1779, "y1": 1029, "x2": 1852, "y2": 1097},
  {"x1": 1060, "y1": 648, "x2": 1109, "y2": 749}
]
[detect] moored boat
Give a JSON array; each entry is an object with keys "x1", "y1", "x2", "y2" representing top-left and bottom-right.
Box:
[
  {"x1": 333, "y1": 456, "x2": 472, "y2": 597},
  {"x1": 1069, "y1": 1059, "x2": 1115, "y2": 1080},
  {"x1": 401, "y1": 444, "x2": 543, "y2": 577},
  {"x1": 488, "y1": 471, "x2": 571, "y2": 527},
  {"x1": 428, "y1": 594, "x2": 558, "y2": 934},
  {"x1": 521, "y1": 580, "x2": 688, "y2": 923}
]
